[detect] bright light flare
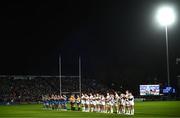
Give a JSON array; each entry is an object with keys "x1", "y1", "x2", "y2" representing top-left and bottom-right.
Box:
[{"x1": 156, "y1": 6, "x2": 176, "y2": 26}]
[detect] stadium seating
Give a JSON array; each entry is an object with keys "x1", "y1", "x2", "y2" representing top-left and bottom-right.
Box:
[{"x1": 0, "y1": 76, "x2": 108, "y2": 104}]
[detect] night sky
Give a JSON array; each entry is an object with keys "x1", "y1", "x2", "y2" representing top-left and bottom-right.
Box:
[{"x1": 1, "y1": 0, "x2": 180, "y2": 90}]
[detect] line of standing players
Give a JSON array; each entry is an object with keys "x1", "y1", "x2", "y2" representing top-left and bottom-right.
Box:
[
  {"x1": 42, "y1": 90, "x2": 134, "y2": 115},
  {"x1": 80, "y1": 90, "x2": 134, "y2": 115},
  {"x1": 42, "y1": 94, "x2": 68, "y2": 111}
]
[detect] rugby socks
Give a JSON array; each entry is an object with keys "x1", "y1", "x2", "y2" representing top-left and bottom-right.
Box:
[
  {"x1": 131, "y1": 109, "x2": 134, "y2": 115},
  {"x1": 82, "y1": 107, "x2": 85, "y2": 112},
  {"x1": 111, "y1": 107, "x2": 113, "y2": 113}
]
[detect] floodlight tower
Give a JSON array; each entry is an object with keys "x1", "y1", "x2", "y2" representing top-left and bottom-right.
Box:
[{"x1": 156, "y1": 6, "x2": 176, "y2": 86}]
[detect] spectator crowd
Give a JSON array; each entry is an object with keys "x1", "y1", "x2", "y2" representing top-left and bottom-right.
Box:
[{"x1": 0, "y1": 76, "x2": 108, "y2": 104}]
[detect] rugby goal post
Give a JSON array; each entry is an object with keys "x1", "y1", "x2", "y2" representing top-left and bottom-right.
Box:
[
  {"x1": 59, "y1": 56, "x2": 81, "y2": 96},
  {"x1": 0, "y1": 56, "x2": 82, "y2": 97}
]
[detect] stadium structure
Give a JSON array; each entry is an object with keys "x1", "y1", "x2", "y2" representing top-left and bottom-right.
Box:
[{"x1": 0, "y1": 57, "x2": 180, "y2": 118}]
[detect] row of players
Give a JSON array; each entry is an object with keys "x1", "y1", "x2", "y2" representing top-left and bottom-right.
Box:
[
  {"x1": 79, "y1": 90, "x2": 134, "y2": 115},
  {"x1": 42, "y1": 90, "x2": 134, "y2": 115},
  {"x1": 42, "y1": 94, "x2": 68, "y2": 110}
]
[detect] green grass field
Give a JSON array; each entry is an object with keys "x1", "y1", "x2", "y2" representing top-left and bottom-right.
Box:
[{"x1": 0, "y1": 101, "x2": 180, "y2": 118}]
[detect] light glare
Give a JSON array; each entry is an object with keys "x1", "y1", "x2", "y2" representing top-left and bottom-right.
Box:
[{"x1": 156, "y1": 6, "x2": 176, "y2": 26}]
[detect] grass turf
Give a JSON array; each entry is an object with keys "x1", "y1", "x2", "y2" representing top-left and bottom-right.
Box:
[{"x1": 0, "y1": 101, "x2": 180, "y2": 118}]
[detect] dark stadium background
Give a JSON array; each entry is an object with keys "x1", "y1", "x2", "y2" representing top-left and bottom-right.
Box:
[{"x1": 1, "y1": 0, "x2": 180, "y2": 96}]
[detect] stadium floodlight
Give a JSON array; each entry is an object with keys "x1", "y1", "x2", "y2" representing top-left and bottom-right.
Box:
[
  {"x1": 156, "y1": 6, "x2": 176, "y2": 26},
  {"x1": 155, "y1": 5, "x2": 176, "y2": 86}
]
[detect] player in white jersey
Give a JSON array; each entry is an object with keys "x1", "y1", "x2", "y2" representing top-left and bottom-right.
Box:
[
  {"x1": 109, "y1": 94, "x2": 114, "y2": 113},
  {"x1": 89, "y1": 93, "x2": 94, "y2": 112},
  {"x1": 100, "y1": 95, "x2": 106, "y2": 113},
  {"x1": 128, "y1": 92, "x2": 134, "y2": 115},
  {"x1": 119, "y1": 93, "x2": 126, "y2": 114},
  {"x1": 114, "y1": 92, "x2": 120, "y2": 114},
  {"x1": 105, "y1": 93, "x2": 111, "y2": 113},
  {"x1": 96, "y1": 94, "x2": 100, "y2": 112},
  {"x1": 98, "y1": 94, "x2": 102, "y2": 112},
  {"x1": 83, "y1": 94, "x2": 87, "y2": 112},
  {"x1": 125, "y1": 90, "x2": 130, "y2": 115},
  {"x1": 92, "y1": 94, "x2": 96, "y2": 112},
  {"x1": 81, "y1": 93, "x2": 85, "y2": 112},
  {"x1": 85, "y1": 94, "x2": 90, "y2": 112}
]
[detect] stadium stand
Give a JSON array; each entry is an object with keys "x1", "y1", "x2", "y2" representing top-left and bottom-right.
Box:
[{"x1": 0, "y1": 76, "x2": 108, "y2": 104}]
